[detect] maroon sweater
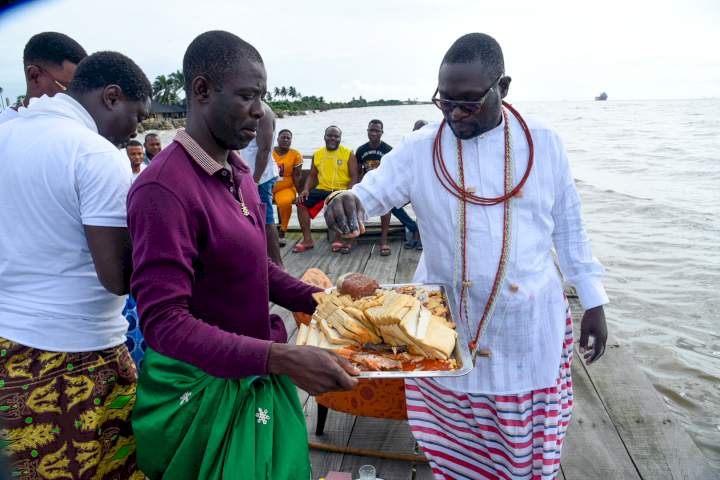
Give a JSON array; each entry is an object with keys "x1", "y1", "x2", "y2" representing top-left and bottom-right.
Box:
[{"x1": 128, "y1": 130, "x2": 318, "y2": 378}]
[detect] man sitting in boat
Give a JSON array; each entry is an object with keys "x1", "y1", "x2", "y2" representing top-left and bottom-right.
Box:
[{"x1": 324, "y1": 32, "x2": 609, "y2": 479}]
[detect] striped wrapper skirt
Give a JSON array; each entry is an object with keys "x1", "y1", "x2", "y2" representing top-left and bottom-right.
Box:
[{"x1": 406, "y1": 307, "x2": 574, "y2": 480}]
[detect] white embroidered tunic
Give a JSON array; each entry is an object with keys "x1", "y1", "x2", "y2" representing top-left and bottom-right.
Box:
[{"x1": 352, "y1": 114, "x2": 608, "y2": 394}]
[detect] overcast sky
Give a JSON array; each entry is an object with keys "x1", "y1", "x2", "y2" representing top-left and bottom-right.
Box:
[{"x1": 1, "y1": 0, "x2": 719, "y2": 104}]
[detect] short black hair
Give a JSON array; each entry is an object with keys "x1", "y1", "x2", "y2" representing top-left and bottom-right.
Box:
[
  {"x1": 368, "y1": 119, "x2": 383, "y2": 129},
  {"x1": 144, "y1": 133, "x2": 159, "y2": 142},
  {"x1": 278, "y1": 129, "x2": 292, "y2": 136},
  {"x1": 441, "y1": 33, "x2": 504, "y2": 77},
  {"x1": 23, "y1": 32, "x2": 87, "y2": 67},
  {"x1": 126, "y1": 140, "x2": 143, "y2": 148},
  {"x1": 183, "y1": 30, "x2": 263, "y2": 96},
  {"x1": 325, "y1": 125, "x2": 342, "y2": 135},
  {"x1": 69, "y1": 51, "x2": 151, "y2": 102}
]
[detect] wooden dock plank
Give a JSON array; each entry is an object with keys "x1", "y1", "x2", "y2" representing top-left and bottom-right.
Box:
[
  {"x1": 567, "y1": 302, "x2": 717, "y2": 479},
  {"x1": 339, "y1": 419, "x2": 417, "y2": 480},
  {"x1": 394, "y1": 244, "x2": 422, "y2": 284},
  {"x1": 337, "y1": 240, "x2": 417, "y2": 479},
  {"x1": 303, "y1": 240, "x2": 376, "y2": 478},
  {"x1": 307, "y1": 398, "x2": 357, "y2": 479},
  {"x1": 560, "y1": 333, "x2": 640, "y2": 478},
  {"x1": 414, "y1": 463, "x2": 436, "y2": 480}
]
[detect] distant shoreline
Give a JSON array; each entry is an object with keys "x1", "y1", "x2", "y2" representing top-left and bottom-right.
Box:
[{"x1": 138, "y1": 101, "x2": 431, "y2": 132}]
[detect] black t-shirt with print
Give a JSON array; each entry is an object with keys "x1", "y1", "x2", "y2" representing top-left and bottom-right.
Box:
[{"x1": 356, "y1": 141, "x2": 392, "y2": 176}]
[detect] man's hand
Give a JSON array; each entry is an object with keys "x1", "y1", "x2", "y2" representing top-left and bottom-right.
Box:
[
  {"x1": 324, "y1": 192, "x2": 366, "y2": 239},
  {"x1": 297, "y1": 189, "x2": 309, "y2": 205},
  {"x1": 579, "y1": 305, "x2": 607, "y2": 364},
  {"x1": 268, "y1": 343, "x2": 359, "y2": 395}
]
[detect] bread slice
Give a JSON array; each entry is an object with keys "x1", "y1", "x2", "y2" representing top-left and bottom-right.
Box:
[
  {"x1": 328, "y1": 309, "x2": 382, "y2": 344},
  {"x1": 317, "y1": 328, "x2": 344, "y2": 350},
  {"x1": 305, "y1": 321, "x2": 321, "y2": 347},
  {"x1": 344, "y1": 307, "x2": 381, "y2": 339},
  {"x1": 312, "y1": 291, "x2": 330, "y2": 305},
  {"x1": 413, "y1": 310, "x2": 457, "y2": 360},
  {"x1": 318, "y1": 318, "x2": 356, "y2": 346},
  {"x1": 296, "y1": 323, "x2": 310, "y2": 346}
]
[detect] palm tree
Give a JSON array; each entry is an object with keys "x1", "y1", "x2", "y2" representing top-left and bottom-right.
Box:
[
  {"x1": 280, "y1": 86, "x2": 288, "y2": 100},
  {"x1": 288, "y1": 86, "x2": 297, "y2": 100},
  {"x1": 168, "y1": 70, "x2": 185, "y2": 100},
  {"x1": 152, "y1": 75, "x2": 180, "y2": 105},
  {"x1": 274, "y1": 87, "x2": 281, "y2": 98}
]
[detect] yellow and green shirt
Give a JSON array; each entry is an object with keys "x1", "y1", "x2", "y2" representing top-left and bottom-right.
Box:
[{"x1": 313, "y1": 145, "x2": 352, "y2": 191}]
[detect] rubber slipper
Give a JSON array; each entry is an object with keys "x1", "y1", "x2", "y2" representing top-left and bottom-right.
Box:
[
  {"x1": 292, "y1": 243, "x2": 314, "y2": 253},
  {"x1": 380, "y1": 245, "x2": 391, "y2": 256},
  {"x1": 331, "y1": 241, "x2": 344, "y2": 252},
  {"x1": 340, "y1": 244, "x2": 352, "y2": 254}
]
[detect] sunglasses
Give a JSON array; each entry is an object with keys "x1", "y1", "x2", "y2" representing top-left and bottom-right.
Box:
[
  {"x1": 30, "y1": 65, "x2": 69, "y2": 91},
  {"x1": 432, "y1": 73, "x2": 504, "y2": 115}
]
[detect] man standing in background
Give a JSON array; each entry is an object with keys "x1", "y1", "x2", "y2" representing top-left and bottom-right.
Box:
[
  {"x1": 143, "y1": 132, "x2": 162, "y2": 164},
  {"x1": 355, "y1": 119, "x2": 394, "y2": 255},
  {"x1": 240, "y1": 101, "x2": 283, "y2": 265},
  {"x1": 0, "y1": 31, "x2": 86, "y2": 125},
  {"x1": 126, "y1": 139, "x2": 146, "y2": 181}
]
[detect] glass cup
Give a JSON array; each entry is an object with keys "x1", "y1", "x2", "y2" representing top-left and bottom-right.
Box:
[{"x1": 358, "y1": 464, "x2": 376, "y2": 480}]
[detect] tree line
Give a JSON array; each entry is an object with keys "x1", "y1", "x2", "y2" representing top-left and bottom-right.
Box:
[{"x1": 149, "y1": 72, "x2": 419, "y2": 114}]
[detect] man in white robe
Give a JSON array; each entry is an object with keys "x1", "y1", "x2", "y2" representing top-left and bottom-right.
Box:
[{"x1": 324, "y1": 33, "x2": 608, "y2": 479}]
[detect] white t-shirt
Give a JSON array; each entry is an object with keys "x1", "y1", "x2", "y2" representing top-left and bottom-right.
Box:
[
  {"x1": 0, "y1": 93, "x2": 132, "y2": 352},
  {"x1": 0, "y1": 107, "x2": 19, "y2": 125},
  {"x1": 131, "y1": 163, "x2": 146, "y2": 182},
  {"x1": 240, "y1": 137, "x2": 279, "y2": 185}
]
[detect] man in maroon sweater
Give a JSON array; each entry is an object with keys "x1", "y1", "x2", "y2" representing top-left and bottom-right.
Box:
[{"x1": 128, "y1": 31, "x2": 357, "y2": 478}]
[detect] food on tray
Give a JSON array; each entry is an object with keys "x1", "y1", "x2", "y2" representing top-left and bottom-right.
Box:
[{"x1": 298, "y1": 276, "x2": 459, "y2": 372}]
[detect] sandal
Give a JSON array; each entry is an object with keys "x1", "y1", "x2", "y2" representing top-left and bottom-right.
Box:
[
  {"x1": 340, "y1": 243, "x2": 352, "y2": 254},
  {"x1": 292, "y1": 243, "x2": 314, "y2": 253},
  {"x1": 379, "y1": 244, "x2": 391, "y2": 256},
  {"x1": 331, "y1": 241, "x2": 344, "y2": 253}
]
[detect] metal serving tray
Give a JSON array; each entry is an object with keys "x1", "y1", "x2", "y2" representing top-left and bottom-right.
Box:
[{"x1": 325, "y1": 283, "x2": 473, "y2": 379}]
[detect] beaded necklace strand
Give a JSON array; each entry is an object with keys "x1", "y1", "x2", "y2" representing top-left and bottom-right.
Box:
[{"x1": 432, "y1": 101, "x2": 534, "y2": 363}]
